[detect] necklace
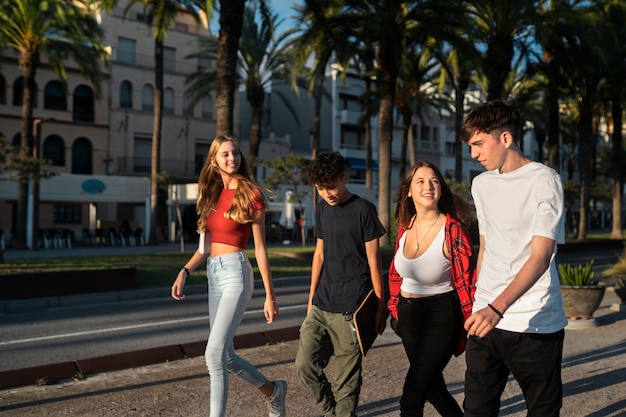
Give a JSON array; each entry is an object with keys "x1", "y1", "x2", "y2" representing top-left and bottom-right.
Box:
[{"x1": 414, "y1": 213, "x2": 440, "y2": 254}]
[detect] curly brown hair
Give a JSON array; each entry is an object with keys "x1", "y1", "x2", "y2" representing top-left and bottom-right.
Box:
[{"x1": 307, "y1": 152, "x2": 349, "y2": 187}]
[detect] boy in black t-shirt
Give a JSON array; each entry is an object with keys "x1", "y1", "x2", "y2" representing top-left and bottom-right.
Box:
[{"x1": 295, "y1": 152, "x2": 387, "y2": 417}]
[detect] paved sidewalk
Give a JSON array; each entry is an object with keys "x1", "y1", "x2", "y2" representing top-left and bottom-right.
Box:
[{"x1": 1, "y1": 287, "x2": 625, "y2": 416}]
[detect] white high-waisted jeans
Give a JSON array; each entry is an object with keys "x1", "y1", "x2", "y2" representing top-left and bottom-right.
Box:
[{"x1": 205, "y1": 251, "x2": 267, "y2": 417}]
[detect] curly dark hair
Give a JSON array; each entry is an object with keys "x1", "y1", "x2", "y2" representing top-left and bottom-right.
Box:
[{"x1": 307, "y1": 152, "x2": 349, "y2": 187}]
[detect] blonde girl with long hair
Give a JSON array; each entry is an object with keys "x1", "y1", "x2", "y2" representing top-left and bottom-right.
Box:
[{"x1": 171, "y1": 135, "x2": 286, "y2": 417}]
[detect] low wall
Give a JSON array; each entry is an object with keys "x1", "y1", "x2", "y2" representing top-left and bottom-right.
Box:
[{"x1": 0, "y1": 267, "x2": 136, "y2": 300}]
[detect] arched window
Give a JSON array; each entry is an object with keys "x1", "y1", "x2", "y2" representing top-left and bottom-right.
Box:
[
  {"x1": 12, "y1": 76, "x2": 38, "y2": 107},
  {"x1": 72, "y1": 137, "x2": 92, "y2": 174},
  {"x1": 44, "y1": 80, "x2": 67, "y2": 111},
  {"x1": 120, "y1": 80, "x2": 133, "y2": 109},
  {"x1": 43, "y1": 135, "x2": 65, "y2": 166},
  {"x1": 73, "y1": 85, "x2": 94, "y2": 122},
  {"x1": 0, "y1": 74, "x2": 6, "y2": 104},
  {"x1": 142, "y1": 84, "x2": 154, "y2": 112},
  {"x1": 201, "y1": 95, "x2": 212, "y2": 119},
  {"x1": 183, "y1": 96, "x2": 193, "y2": 117},
  {"x1": 163, "y1": 87, "x2": 174, "y2": 114}
]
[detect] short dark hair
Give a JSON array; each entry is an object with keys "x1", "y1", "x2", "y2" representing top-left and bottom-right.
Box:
[
  {"x1": 460, "y1": 100, "x2": 522, "y2": 144},
  {"x1": 307, "y1": 152, "x2": 349, "y2": 187}
]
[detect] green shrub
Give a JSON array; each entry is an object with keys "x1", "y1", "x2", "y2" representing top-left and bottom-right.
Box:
[{"x1": 558, "y1": 259, "x2": 595, "y2": 286}]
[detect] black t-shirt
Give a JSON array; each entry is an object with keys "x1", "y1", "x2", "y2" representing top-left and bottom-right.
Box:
[{"x1": 313, "y1": 194, "x2": 386, "y2": 313}]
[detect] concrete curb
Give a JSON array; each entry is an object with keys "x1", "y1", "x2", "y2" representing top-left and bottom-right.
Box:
[{"x1": 0, "y1": 326, "x2": 301, "y2": 391}]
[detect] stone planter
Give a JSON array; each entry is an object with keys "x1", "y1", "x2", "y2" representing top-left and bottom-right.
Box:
[
  {"x1": 608, "y1": 275, "x2": 626, "y2": 311},
  {"x1": 560, "y1": 283, "x2": 609, "y2": 328}
]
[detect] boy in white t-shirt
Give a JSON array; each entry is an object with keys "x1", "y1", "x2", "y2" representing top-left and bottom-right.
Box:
[{"x1": 460, "y1": 100, "x2": 566, "y2": 417}]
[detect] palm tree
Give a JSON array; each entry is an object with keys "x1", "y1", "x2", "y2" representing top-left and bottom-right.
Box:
[
  {"x1": 292, "y1": 0, "x2": 345, "y2": 162},
  {"x1": 431, "y1": 15, "x2": 482, "y2": 184},
  {"x1": 186, "y1": 2, "x2": 299, "y2": 159},
  {"x1": 291, "y1": 0, "x2": 345, "y2": 217},
  {"x1": 601, "y1": 0, "x2": 626, "y2": 239},
  {"x1": 467, "y1": 0, "x2": 536, "y2": 101},
  {"x1": 341, "y1": 0, "x2": 454, "y2": 246},
  {"x1": 215, "y1": 0, "x2": 245, "y2": 136},
  {"x1": 97, "y1": 0, "x2": 205, "y2": 245},
  {"x1": 560, "y1": 8, "x2": 610, "y2": 239},
  {"x1": 0, "y1": 0, "x2": 109, "y2": 249},
  {"x1": 337, "y1": 0, "x2": 413, "y2": 246}
]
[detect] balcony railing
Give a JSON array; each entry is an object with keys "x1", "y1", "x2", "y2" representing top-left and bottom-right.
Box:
[{"x1": 115, "y1": 157, "x2": 199, "y2": 180}]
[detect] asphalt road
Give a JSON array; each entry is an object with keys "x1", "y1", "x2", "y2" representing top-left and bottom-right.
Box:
[{"x1": 0, "y1": 277, "x2": 310, "y2": 372}]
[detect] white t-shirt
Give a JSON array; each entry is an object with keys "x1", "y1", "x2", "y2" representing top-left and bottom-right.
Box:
[{"x1": 472, "y1": 161, "x2": 567, "y2": 333}]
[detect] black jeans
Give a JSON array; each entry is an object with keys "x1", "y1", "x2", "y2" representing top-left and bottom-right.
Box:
[
  {"x1": 397, "y1": 292, "x2": 463, "y2": 417},
  {"x1": 463, "y1": 328, "x2": 565, "y2": 417}
]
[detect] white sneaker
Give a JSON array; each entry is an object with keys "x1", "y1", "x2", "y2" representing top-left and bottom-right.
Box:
[{"x1": 267, "y1": 380, "x2": 287, "y2": 417}]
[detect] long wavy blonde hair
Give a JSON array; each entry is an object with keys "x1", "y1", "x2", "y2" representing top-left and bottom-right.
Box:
[{"x1": 196, "y1": 136, "x2": 267, "y2": 232}]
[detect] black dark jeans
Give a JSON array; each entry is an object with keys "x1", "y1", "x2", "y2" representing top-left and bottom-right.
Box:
[
  {"x1": 397, "y1": 292, "x2": 463, "y2": 417},
  {"x1": 463, "y1": 328, "x2": 565, "y2": 417}
]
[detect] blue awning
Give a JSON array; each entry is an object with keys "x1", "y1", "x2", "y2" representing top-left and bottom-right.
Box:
[{"x1": 346, "y1": 157, "x2": 379, "y2": 171}]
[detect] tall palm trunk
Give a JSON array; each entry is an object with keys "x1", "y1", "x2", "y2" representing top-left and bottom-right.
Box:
[
  {"x1": 364, "y1": 77, "x2": 373, "y2": 189},
  {"x1": 610, "y1": 87, "x2": 623, "y2": 239},
  {"x1": 247, "y1": 86, "x2": 265, "y2": 157},
  {"x1": 454, "y1": 72, "x2": 468, "y2": 183},
  {"x1": 216, "y1": 0, "x2": 245, "y2": 136},
  {"x1": 15, "y1": 50, "x2": 38, "y2": 249},
  {"x1": 377, "y1": 69, "x2": 396, "y2": 247},
  {"x1": 310, "y1": 65, "x2": 325, "y2": 220},
  {"x1": 149, "y1": 38, "x2": 164, "y2": 245},
  {"x1": 399, "y1": 106, "x2": 410, "y2": 181},
  {"x1": 485, "y1": 33, "x2": 513, "y2": 101},
  {"x1": 545, "y1": 53, "x2": 561, "y2": 171},
  {"x1": 577, "y1": 94, "x2": 593, "y2": 240}
]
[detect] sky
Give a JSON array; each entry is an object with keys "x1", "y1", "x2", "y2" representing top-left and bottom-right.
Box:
[{"x1": 211, "y1": 0, "x2": 303, "y2": 33}]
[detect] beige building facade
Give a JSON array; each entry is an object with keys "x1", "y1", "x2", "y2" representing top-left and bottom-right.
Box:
[{"x1": 0, "y1": 0, "x2": 231, "y2": 248}]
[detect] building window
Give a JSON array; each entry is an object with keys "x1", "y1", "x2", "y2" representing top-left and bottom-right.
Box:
[
  {"x1": 72, "y1": 137, "x2": 92, "y2": 174},
  {"x1": 164, "y1": 47, "x2": 176, "y2": 72},
  {"x1": 44, "y1": 80, "x2": 67, "y2": 111},
  {"x1": 183, "y1": 96, "x2": 193, "y2": 117},
  {"x1": 120, "y1": 80, "x2": 133, "y2": 109},
  {"x1": 339, "y1": 93, "x2": 361, "y2": 111},
  {"x1": 174, "y1": 22, "x2": 188, "y2": 32},
  {"x1": 197, "y1": 56, "x2": 212, "y2": 71},
  {"x1": 201, "y1": 95, "x2": 212, "y2": 119},
  {"x1": 195, "y1": 141, "x2": 211, "y2": 175},
  {"x1": 341, "y1": 125, "x2": 365, "y2": 150},
  {"x1": 53, "y1": 204, "x2": 82, "y2": 224},
  {"x1": 0, "y1": 74, "x2": 5, "y2": 104},
  {"x1": 445, "y1": 141, "x2": 455, "y2": 156},
  {"x1": 163, "y1": 87, "x2": 175, "y2": 114},
  {"x1": 118, "y1": 37, "x2": 136, "y2": 64},
  {"x1": 133, "y1": 134, "x2": 152, "y2": 173},
  {"x1": 11, "y1": 133, "x2": 20, "y2": 147},
  {"x1": 421, "y1": 125, "x2": 429, "y2": 141},
  {"x1": 43, "y1": 135, "x2": 65, "y2": 166},
  {"x1": 73, "y1": 85, "x2": 94, "y2": 122},
  {"x1": 142, "y1": 84, "x2": 154, "y2": 112}
]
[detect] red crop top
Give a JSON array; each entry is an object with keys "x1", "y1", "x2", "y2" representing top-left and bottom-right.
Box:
[{"x1": 206, "y1": 188, "x2": 263, "y2": 249}]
